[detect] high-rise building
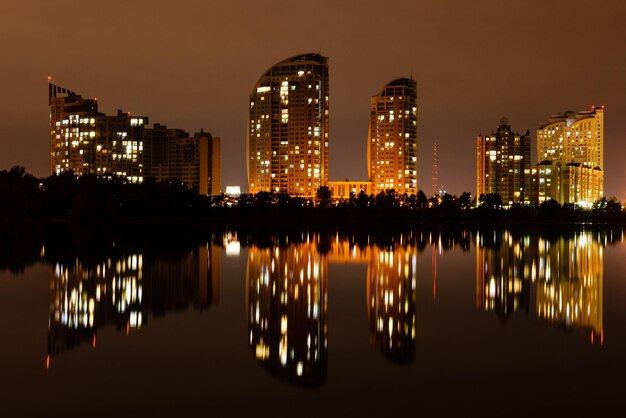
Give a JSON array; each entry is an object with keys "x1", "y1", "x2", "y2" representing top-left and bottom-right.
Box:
[
  {"x1": 535, "y1": 107, "x2": 604, "y2": 205},
  {"x1": 247, "y1": 53, "x2": 329, "y2": 196},
  {"x1": 536, "y1": 160, "x2": 603, "y2": 206},
  {"x1": 367, "y1": 78, "x2": 418, "y2": 195},
  {"x1": 143, "y1": 124, "x2": 221, "y2": 195},
  {"x1": 49, "y1": 80, "x2": 220, "y2": 194},
  {"x1": 49, "y1": 82, "x2": 147, "y2": 182},
  {"x1": 537, "y1": 107, "x2": 604, "y2": 170},
  {"x1": 476, "y1": 117, "x2": 532, "y2": 206}
]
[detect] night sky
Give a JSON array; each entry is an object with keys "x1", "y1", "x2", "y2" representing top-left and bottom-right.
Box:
[{"x1": 2, "y1": 0, "x2": 625, "y2": 198}]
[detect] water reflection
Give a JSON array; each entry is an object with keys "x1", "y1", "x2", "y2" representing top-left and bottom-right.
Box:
[
  {"x1": 47, "y1": 245, "x2": 221, "y2": 367},
  {"x1": 476, "y1": 229, "x2": 608, "y2": 343},
  {"x1": 2, "y1": 223, "x2": 617, "y2": 379},
  {"x1": 366, "y1": 244, "x2": 418, "y2": 363},
  {"x1": 247, "y1": 240, "x2": 328, "y2": 386},
  {"x1": 534, "y1": 232, "x2": 603, "y2": 342},
  {"x1": 246, "y1": 235, "x2": 420, "y2": 383},
  {"x1": 475, "y1": 231, "x2": 531, "y2": 321}
]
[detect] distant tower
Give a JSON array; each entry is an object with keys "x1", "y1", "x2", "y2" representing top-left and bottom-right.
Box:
[{"x1": 431, "y1": 141, "x2": 438, "y2": 197}]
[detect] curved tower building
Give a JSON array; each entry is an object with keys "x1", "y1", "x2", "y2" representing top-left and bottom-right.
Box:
[
  {"x1": 247, "y1": 53, "x2": 329, "y2": 196},
  {"x1": 367, "y1": 78, "x2": 418, "y2": 195}
]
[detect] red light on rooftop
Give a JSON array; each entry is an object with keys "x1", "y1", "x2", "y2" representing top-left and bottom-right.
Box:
[
  {"x1": 47, "y1": 75, "x2": 51, "y2": 83},
  {"x1": 92, "y1": 334, "x2": 97, "y2": 348},
  {"x1": 46, "y1": 355, "x2": 50, "y2": 370}
]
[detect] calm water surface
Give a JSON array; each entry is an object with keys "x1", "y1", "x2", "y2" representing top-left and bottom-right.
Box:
[{"x1": 1, "y1": 226, "x2": 624, "y2": 416}]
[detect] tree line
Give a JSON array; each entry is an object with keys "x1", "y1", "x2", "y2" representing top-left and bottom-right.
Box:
[{"x1": 0, "y1": 167, "x2": 623, "y2": 224}]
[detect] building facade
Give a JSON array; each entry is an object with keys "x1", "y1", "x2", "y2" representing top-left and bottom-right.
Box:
[
  {"x1": 49, "y1": 81, "x2": 220, "y2": 194},
  {"x1": 367, "y1": 78, "x2": 418, "y2": 195},
  {"x1": 143, "y1": 124, "x2": 221, "y2": 195},
  {"x1": 327, "y1": 180, "x2": 373, "y2": 199},
  {"x1": 535, "y1": 107, "x2": 604, "y2": 205},
  {"x1": 536, "y1": 160, "x2": 603, "y2": 206},
  {"x1": 476, "y1": 117, "x2": 531, "y2": 206},
  {"x1": 49, "y1": 82, "x2": 147, "y2": 182},
  {"x1": 247, "y1": 53, "x2": 329, "y2": 196}
]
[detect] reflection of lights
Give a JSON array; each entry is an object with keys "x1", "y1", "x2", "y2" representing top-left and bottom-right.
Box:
[
  {"x1": 247, "y1": 241, "x2": 328, "y2": 384},
  {"x1": 225, "y1": 241, "x2": 241, "y2": 257}
]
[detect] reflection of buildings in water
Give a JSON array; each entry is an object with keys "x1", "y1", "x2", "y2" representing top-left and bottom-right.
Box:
[
  {"x1": 534, "y1": 233, "x2": 603, "y2": 339},
  {"x1": 327, "y1": 238, "x2": 418, "y2": 362},
  {"x1": 47, "y1": 245, "x2": 220, "y2": 366},
  {"x1": 247, "y1": 242, "x2": 327, "y2": 386},
  {"x1": 475, "y1": 231, "x2": 531, "y2": 321},
  {"x1": 366, "y1": 246, "x2": 417, "y2": 363},
  {"x1": 476, "y1": 230, "x2": 604, "y2": 342}
]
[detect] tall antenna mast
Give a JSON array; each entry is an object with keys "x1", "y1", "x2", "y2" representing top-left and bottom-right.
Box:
[{"x1": 431, "y1": 141, "x2": 438, "y2": 197}]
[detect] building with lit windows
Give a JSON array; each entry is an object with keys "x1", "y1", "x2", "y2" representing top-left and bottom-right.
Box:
[
  {"x1": 49, "y1": 81, "x2": 221, "y2": 194},
  {"x1": 535, "y1": 107, "x2": 604, "y2": 205},
  {"x1": 327, "y1": 180, "x2": 373, "y2": 199},
  {"x1": 536, "y1": 160, "x2": 603, "y2": 206},
  {"x1": 247, "y1": 53, "x2": 329, "y2": 196},
  {"x1": 144, "y1": 124, "x2": 221, "y2": 195},
  {"x1": 476, "y1": 117, "x2": 531, "y2": 206},
  {"x1": 49, "y1": 82, "x2": 147, "y2": 183},
  {"x1": 367, "y1": 78, "x2": 418, "y2": 195}
]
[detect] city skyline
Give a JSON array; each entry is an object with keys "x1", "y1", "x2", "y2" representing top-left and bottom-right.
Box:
[{"x1": 2, "y1": 1, "x2": 625, "y2": 199}]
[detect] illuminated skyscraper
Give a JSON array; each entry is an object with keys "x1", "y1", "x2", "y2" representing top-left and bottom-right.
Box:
[
  {"x1": 49, "y1": 82, "x2": 147, "y2": 182},
  {"x1": 367, "y1": 78, "x2": 418, "y2": 195},
  {"x1": 247, "y1": 53, "x2": 329, "y2": 196},
  {"x1": 537, "y1": 107, "x2": 604, "y2": 170},
  {"x1": 476, "y1": 118, "x2": 531, "y2": 205},
  {"x1": 535, "y1": 107, "x2": 604, "y2": 205}
]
